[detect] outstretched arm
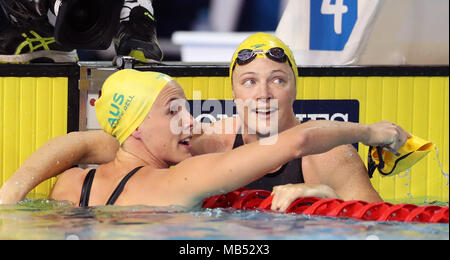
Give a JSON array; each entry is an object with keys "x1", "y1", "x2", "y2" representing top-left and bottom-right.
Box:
[
  {"x1": 167, "y1": 120, "x2": 408, "y2": 207},
  {"x1": 0, "y1": 130, "x2": 119, "y2": 204},
  {"x1": 269, "y1": 120, "x2": 411, "y2": 210}
]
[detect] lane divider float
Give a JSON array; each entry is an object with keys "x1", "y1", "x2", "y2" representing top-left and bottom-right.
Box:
[{"x1": 202, "y1": 189, "x2": 449, "y2": 223}]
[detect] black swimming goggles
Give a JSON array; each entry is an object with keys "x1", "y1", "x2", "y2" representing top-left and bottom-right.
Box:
[{"x1": 232, "y1": 47, "x2": 293, "y2": 71}]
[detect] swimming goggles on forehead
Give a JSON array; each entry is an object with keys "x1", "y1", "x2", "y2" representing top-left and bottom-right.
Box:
[{"x1": 232, "y1": 47, "x2": 292, "y2": 71}]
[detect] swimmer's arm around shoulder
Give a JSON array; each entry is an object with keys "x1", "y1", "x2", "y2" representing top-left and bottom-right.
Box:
[
  {"x1": 0, "y1": 130, "x2": 118, "y2": 204},
  {"x1": 190, "y1": 118, "x2": 237, "y2": 155},
  {"x1": 168, "y1": 137, "x2": 301, "y2": 206},
  {"x1": 168, "y1": 121, "x2": 372, "y2": 205}
]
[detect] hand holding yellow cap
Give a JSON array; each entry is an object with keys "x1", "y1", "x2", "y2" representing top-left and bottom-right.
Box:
[{"x1": 368, "y1": 135, "x2": 435, "y2": 177}]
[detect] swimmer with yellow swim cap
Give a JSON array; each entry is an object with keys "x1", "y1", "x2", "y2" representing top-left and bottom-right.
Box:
[
  {"x1": 45, "y1": 69, "x2": 416, "y2": 208},
  {"x1": 2, "y1": 33, "x2": 426, "y2": 211}
]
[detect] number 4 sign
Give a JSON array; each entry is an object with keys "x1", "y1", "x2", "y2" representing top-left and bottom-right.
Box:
[
  {"x1": 310, "y1": 0, "x2": 358, "y2": 51},
  {"x1": 321, "y1": 0, "x2": 349, "y2": 34}
]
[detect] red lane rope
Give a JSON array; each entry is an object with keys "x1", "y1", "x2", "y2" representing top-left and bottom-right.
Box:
[{"x1": 202, "y1": 189, "x2": 449, "y2": 223}]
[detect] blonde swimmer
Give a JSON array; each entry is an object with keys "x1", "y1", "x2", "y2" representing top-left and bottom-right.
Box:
[
  {"x1": 2, "y1": 69, "x2": 410, "y2": 208},
  {"x1": 1, "y1": 33, "x2": 417, "y2": 210}
]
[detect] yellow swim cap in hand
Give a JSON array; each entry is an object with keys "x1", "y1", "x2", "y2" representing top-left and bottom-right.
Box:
[
  {"x1": 368, "y1": 135, "x2": 435, "y2": 177},
  {"x1": 95, "y1": 69, "x2": 173, "y2": 145}
]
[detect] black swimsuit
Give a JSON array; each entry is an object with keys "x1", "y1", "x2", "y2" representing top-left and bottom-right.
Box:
[
  {"x1": 79, "y1": 166, "x2": 144, "y2": 207},
  {"x1": 233, "y1": 133, "x2": 304, "y2": 191}
]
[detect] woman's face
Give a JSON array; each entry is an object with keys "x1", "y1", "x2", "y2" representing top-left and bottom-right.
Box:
[
  {"x1": 135, "y1": 81, "x2": 194, "y2": 165},
  {"x1": 232, "y1": 57, "x2": 297, "y2": 136}
]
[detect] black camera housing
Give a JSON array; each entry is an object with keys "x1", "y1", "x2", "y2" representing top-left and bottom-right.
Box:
[{"x1": 54, "y1": 0, "x2": 124, "y2": 50}]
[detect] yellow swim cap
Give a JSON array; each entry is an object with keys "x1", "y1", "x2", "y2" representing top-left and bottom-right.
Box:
[
  {"x1": 95, "y1": 69, "x2": 173, "y2": 145},
  {"x1": 368, "y1": 135, "x2": 435, "y2": 177},
  {"x1": 230, "y1": 32, "x2": 298, "y2": 79}
]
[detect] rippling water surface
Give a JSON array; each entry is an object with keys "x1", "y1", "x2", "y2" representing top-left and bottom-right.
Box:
[{"x1": 0, "y1": 199, "x2": 448, "y2": 240}]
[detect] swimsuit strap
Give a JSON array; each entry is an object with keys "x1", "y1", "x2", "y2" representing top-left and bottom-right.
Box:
[
  {"x1": 232, "y1": 133, "x2": 244, "y2": 149},
  {"x1": 105, "y1": 166, "x2": 144, "y2": 205},
  {"x1": 79, "y1": 169, "x2": 96, "y2": 207}
]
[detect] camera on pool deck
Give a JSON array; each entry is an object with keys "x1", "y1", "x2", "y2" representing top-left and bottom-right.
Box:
[{"x1": 54, "y1": 0, "x2": 124, "y2": 50}]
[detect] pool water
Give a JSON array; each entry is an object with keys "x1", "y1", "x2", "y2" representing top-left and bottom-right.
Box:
[{"x1": 0, "y1": 199, "x2": 448, "y2": 240}]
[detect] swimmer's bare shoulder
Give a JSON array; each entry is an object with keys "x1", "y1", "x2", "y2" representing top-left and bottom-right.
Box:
[
  {"x1": 302, "y1": 144, "x2": 382, "y2": 202},
  {"x1": 49, "y1": 167, "x2": 89, "y2": 205},
  {"x1": 191, "y1": 116, "x2": 239, "y2": 155}
]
